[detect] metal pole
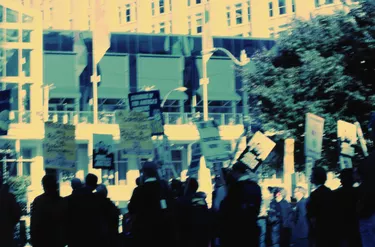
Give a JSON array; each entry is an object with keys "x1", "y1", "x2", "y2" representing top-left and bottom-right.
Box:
[
  {"x1": 91, "y1": 2, "x2": 99, "y2": 124},
  {"x1": 201, "y1": 58, "x2": 209, "y2": 121}
]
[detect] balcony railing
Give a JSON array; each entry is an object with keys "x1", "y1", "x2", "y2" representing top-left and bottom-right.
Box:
[{"x1": 45, "y1": 111, "x2": 244, "y2": 126}]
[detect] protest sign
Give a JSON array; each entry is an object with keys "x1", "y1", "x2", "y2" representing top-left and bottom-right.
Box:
[
  {"x1": 237, "y1": 131, "x2": 276, "y2": 171},
  {"x1": 196, "y1": 120, "x2": 230, "y2": 163},
  {"x1": 128, "y1": 90, "x2": 164, "y2": 135},
  {"x1": 0, "y1": 90, "x2": 11, "y2": 136},
  {"x1": 187, "y1": 142, "x2": 201, "y2": 178},
  {"x1": 115, "y1": 110, "x2": 153, "y2": 159},
  {"x1": 93, "y1": 134, "x2": 114, "y2": 169},
  {"x1": 305, "y1": 113, "x2": 325, "y2": 160},
  {"x1": 44, "y1": 122, "x2": 76, "y2": 171}
]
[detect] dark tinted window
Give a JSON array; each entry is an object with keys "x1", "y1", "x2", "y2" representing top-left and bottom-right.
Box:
[
  {"x1": 152, "y1": 35, "x2": 169, "y2": 54},
  {"x1": 233, "y1": 39, "x2": 244, "y2": 57},
  {"x1": 44, "y1": 32, "x2": 60, "y2": 51},
  {"x1": 138, "y1": 35, "x2": 151, "y2": 53},
  {"x1": 115, "y1": 34, "x2": 129, "y2": 53},
  {"x1": 61, "y1": 32, "x2": 73, "y2": 51}
]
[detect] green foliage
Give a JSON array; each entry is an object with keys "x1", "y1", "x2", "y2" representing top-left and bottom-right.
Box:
[
  {"x1": 8, "y1": 176, "x2": 31, "y2": 202},
  {"x1": 242, "y1": 0, "x2": 375, "y2": 171}
]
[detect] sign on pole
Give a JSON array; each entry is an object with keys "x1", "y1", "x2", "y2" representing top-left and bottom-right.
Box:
[
  {"x1": 196, "y1": 120, "x2": 230, "y2": 163},
  {"x1": 337, "y1": 120, "x2": 357, "y2": 169},
  {"x1": 237, "y1": 131, "x2": 276, "y2": 172},
  {"x1": 128, "y1": 90, "x2": 164, "y2": 136},
  {"x1": 115, "y1": 110, "x2": 153, "y2": 159},
  {"x1": 304, "y1": 113, "x2": 325, "y2": 160},
  {"x1": 44, "y1": 122, "x2": 77, "y2": 171},
  {"x1": 93, "y1": 134, "x2": 114, "y2": 169}
]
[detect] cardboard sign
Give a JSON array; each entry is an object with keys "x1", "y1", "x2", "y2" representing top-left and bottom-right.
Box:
[
  {"x1": 44, "y1": 122, "x2": 77, "y2": 171},
  {"x1": 238, "y1": 131, "x2": 276, "y2": 171},
  {"x1": 93, "y1": 134, "x2": 114, "y2": 169},
  {"x1": 337, "y1": 120, "x2": 357, "y2": 144},
  {"x1": 115, "y1": 110, "x2": 153, "y2": 159},
  {"x1": 305, "y1": 113, "x2": 325, "y2": 159},
  {"x1": 128, "y1": 90, "x2": 164, "y2": 136},
  {"x1": 187, "y1": 142, "x2": 201, "y2": 178},
  {"x1": 196, "y1": 120, "x2": 230, "y2": 162}
]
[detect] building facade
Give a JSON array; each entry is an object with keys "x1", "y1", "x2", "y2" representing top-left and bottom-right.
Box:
[
  {"x1": 17, "y1": 0, "x2": 359, "y2": 38},
  {"x1": 1, "y1": 1, "x2": 275, "y2": 204}
]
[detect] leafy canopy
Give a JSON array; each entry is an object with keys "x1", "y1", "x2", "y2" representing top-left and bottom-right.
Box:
[{"x1": 243, "y1": 0, "x2": 375, "y2": 171}]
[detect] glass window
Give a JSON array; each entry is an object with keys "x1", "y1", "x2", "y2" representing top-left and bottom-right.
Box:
[
  {"x1": 6, "y1": 49, "x2": 18, "y2": 77},
  {"x1": 6, "y1": 29, "x2": 19, "y2": 42},
  {"x1": 114, "y1": 34, "x2": 128, "y2": 53},
  {"x1": 269, "y1": 2, "x2": 273, "y2": 17},
  {"x1": 169, "y1": 0, "x2": 172, "y2": 11},
  {"x1": 6, "y1": 83, "x2": 18, "y2": 111},
  {"x1": 187, "y1": 16, "x2": 192, "y2": 34},
  {"x1": 43, "y1": 32, "x2": 60, "y2": 51},
  {"x1": 315, "y1": 0, "x2": 320, "y2": 8},
  {"x1": 6, "y1": 8, "x2": 18, "y2": 23},
  {"x1": 22, "y1": 49, "x2": 31, "y2": 77},
  {"x1": 160, "y1": 0, "x2": 165, "y2": 14},
  {"x1": 0, "y1": 5, "x2": 3, "y2": 22},
  {"x1": 196, "y1": 13, "x2": 203, "y2": 34},
  {"x1": 151, "y1": 35, "x2": 169, "y2": 54},
  {"x1": 196, "y1": 0, "x2": 201, "y2": 4},
  {"x1": 279, "y1": 0, "x2": 286, "y2": 15},
  {"x1": 22, "y1": 84, "x2": 31, "y2": 111},
  {"x1": 118, "y1": 7, "x2": 122, "y2": 24},
  {"x1": 235, "y1": 4, "x2": 243, "y2": 25},
  {"x1": 187, "y1": 0, "x2": 191, "y2": 6},
  {"x1": 151, "y1": 2, "x2": 155, "y2": 16},
  {"x1": 0, "y1": 29, "x2": 3, "y2": 43},
  {"x1": 292, "y1": 0, "x2": 296, "y2": 12},
  {"x1": 247, "y1": 1, "x2": 251, "y2": 22},
  {"x1": 22, "y1": 30, "x2": 32, "y2": 43},
  {"x1": 0, "y1": 48, "x2": 3, "y2": 77},
  {"x1": 226, "y1": 6, "x2": 231, "y2": 26},
  {"x1": 125, "y1": 4, "x2": 131, "y2": 22},
  {"x1": 22, "y1": 14, "x2": 33, "y2": 23},
  {"x1": 61, "y1": 33, "x2": 73, "y2": 51},
  {"x1": 138, "y1": 35, "x2": 150, "y2": 53},
  {"x1": 160, "y1": 22, "x2": 165, "y2": 33},
  {"x1": 326, "y1": 0, "x2": 334, "y2": 4},
  {"x1": 233, "y1": 39, "x2": 244, "y2": 58},
  {"x1": 23, "y1": 162, "x2": 31, "y2": 176},
  {"x1": 128, "y1": 34, "x2": 138, "y2": 53},
  {"x1": 22, "y1": 148, "x2": 32, "y2": 159}
]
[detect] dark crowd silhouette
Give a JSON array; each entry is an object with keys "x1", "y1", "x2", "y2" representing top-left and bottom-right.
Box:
[{"x1": 0, "y1": 129, "x2": 374, "y2": 247}]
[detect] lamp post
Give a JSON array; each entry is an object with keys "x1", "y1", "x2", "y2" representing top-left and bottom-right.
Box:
[
  {"x1": 200, "y1": 48, "x2": 250, "y2": 121},
  {"x1": 159, "y1": 87, "x2": 188, "y2": 180}
]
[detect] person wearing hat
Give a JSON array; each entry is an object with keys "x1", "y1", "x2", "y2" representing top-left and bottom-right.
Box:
[
  {"x1": 128, "y1": 161, "x2": 175, "y2": 247},
  {"x1": 218, "y1": 162, "x2": 262, "y2": 247}
]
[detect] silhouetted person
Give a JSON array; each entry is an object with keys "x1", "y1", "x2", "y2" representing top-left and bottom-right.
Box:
[
  {"x1": 267, "y1": 188, "x2": 293, "y2": 247},
  {"x1": 291, "y1": 186, "x2": 309, "y2": 247},
  {"x1": 95, "y1": 184, "x2": 120, "y2": 247},
  {"x1": 70, "y1": 178, "x2": 83, "y2": 193},
  {"x1": 30, "y1": 175, "x2": 64, "y2": 247},
  {"x1": 128, "y1": 161, "x2": 174, "y2": 247},
  {"x1": 175, "y1": 178, "x2": 211, "y2": 247},
  {"x1": 64, "y1": 173, "x2": 104, "y2": 247},
  {"x1": 219, "y1": 163, "x2": 262, "y2": 247},
  {"x1": 0, "y1": 183, "x2": 21, "y2": 247},
  {"x1": 306, "y1": 167, "x2": 339, "y2": 247},
  {"x1": 333, "y1": 169, "x2": 362, "y2": 247}
]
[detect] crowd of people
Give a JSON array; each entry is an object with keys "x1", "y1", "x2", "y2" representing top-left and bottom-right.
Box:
[{"x1": 0, "y1": 136, "x2": 374, "y2": 247}]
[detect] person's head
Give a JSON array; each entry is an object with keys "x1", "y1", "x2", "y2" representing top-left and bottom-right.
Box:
[
  {"x1": 311, "y1": 167, "x2": 327, "y2": 186},
  {"x1": 99, "y1": 141, "x2": 105, "y2": 149},
  {"x1": 71, "y1": 178, "x2": 83, "y2": 191},
  {"x1": 42, "y1": 175, "x2": 58, "y2": 193},
  {"x1": 294, "y1": 186, "x2": 306, "y2": 201},
  {"x1": 135, "y1": 177, "x2": 141, "y2": 186},
  {"x1": 339, "y1": 168, "x2": 354, "y2": 187},
  {"x1": 231, "y1": 162, "x2": 249, "y2": 180},
  {"x1": 96, "y1": 184, "x2": 108, "y2": 198},
  {"x1": 142, "y1": 162, "x2": 158, "y2": 179},
  {"x1": 271, "y1": 187, "x2": 285, "y2": 202},
  {"x1": 185, "y1": 178, "x2": 199, "y2": 195},
  {"x1": 85, "y1": 173, "x2": 98, "y2": 191}
]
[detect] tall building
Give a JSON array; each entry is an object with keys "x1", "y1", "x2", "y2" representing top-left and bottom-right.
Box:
[
  {"x1": 1, "y1": 0, "x2": 275, "y2": 206},
  {"x1": 17, "y1": 0, "x2": 359, "y2": 38}
]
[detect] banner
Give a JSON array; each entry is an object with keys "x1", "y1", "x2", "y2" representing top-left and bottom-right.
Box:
[
  {"x1": 115, "y1": 110, "x2": 153, "y2": 159},
  {"x1": 237, "y1": 131, "x2": 276, "y2": 171},
  {"x1": 128, "y1": 90, "x2": 164, "y2": 136},
  {"x1": 0, "y1": 90, "x2": 11, "y2": 136},
  {"x1": 337, "y1": 120, "x2": 357, "y2": 157},
  {"x1": 44, "y1": 122, "x2": 77, "y2": 171},
  {"x1": 305, "y1": 113, "x2": 325, "y2": 160},
  {"x1": 93, "y1": 134, "x2": 114, "y2": 169},
  {"x1": 196, "y1": 120, "x2": 230, "y2": 163}
]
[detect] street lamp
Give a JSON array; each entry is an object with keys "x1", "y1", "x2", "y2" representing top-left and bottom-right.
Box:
[
  {"x1": 200, "y1": 48, "x2": 250, "y2": 121},
  {"x1": 160, "y1": 87, "x2": 188, "y2": 108}
]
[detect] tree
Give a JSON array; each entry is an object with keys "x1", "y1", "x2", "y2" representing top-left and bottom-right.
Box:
[{"x1": 242, "y1": 0, "x2": 375, "y2": 172}]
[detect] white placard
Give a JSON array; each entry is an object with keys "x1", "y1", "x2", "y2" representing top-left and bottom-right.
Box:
[
  {"x1": 305, "y1": 113, "x2": 325, "y2": 159},
  {"x1": 196, "y1": 120, "x2": 230, "y2": 162},
  {"x1": 337, "y1": 120, "x2": 357, "y2": 144},
  {"x1": 248, "y1": 131, "x2": 276, "y2": 161}
]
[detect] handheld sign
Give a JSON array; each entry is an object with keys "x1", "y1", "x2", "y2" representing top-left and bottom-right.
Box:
[
  {"x1": 237, "y1": 131, "x2": 276, "y2": 172},
  {"x1": 93, "y1": 134, "x2": 114, "y2": 169},
  {"x1": 187, "y1": 142, "x2": 201, "y2": 178},
  {"x1": 44, "y1": 122, "x2": 77, "y2": 171},
  {"x1": 128, "y1": 90, "x2": 164, "y2": 136},
  {"x1": 337, "y1": 120, "x2": 357, "y2": 157},
  {"x1": 196, "y1": 120, "x2": 230, "y2": 163},
  {"x1": 305, "y1": 113, "x2": 325, "y2": 159}
]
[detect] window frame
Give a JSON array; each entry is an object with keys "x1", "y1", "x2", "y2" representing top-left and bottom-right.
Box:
[
  {"x1": 235, "y1": 3, "x2": 243, "y2": 25},
  {"x1": 159, "y1": 0, "x2": 165, "y2": 14},
  {"x1": 278, "y1": 0, "x2": 286, "y2": 15},
  {"x1": 226, "y1": 6, "x2": 231, "y2": 27},
  {"x1": 196, "y1": 13, "x2": 203, "y2": 34},
  {"x1": 269, "y1": 2, "x2": 274, "y2": 17}
]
